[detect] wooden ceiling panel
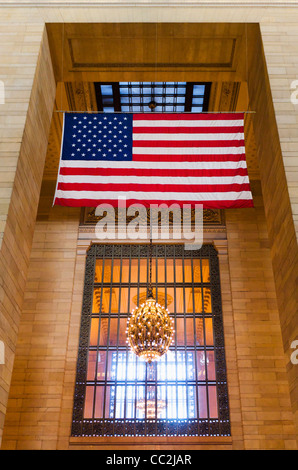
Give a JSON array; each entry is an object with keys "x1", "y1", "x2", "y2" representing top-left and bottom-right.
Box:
[
  {"x1": 46, "y1": 23, "x2": 248, "y2": 82},
  {"x1": 68, "y1": 36, "x2": 237, "y2": 71}
]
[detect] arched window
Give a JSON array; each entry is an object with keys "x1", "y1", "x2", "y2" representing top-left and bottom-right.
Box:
[{"x1": 71, "y1": 244, "x2": 230, "y2": 437}]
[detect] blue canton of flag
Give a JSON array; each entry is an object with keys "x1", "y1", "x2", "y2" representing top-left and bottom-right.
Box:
[{"x1": 62, "y1": 113, "x2": 133, "y2": 161}]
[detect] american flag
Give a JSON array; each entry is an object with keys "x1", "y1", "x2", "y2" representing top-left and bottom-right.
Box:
[{"x1": 53, "y1": 112, "x2": 253, "y2": 209}]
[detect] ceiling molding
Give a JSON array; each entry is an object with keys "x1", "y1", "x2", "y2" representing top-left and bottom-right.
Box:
[{"x1": 1, "y1": 2, "x2": 297, "y2": 8}]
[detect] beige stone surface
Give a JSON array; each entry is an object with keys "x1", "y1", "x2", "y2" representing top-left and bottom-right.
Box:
[
  {"x1": 2, "y1": 183, "x2": 297, "y2": 449},
  {"x1": 0, "y1": 0, "x2": 297, "y2": 448}
]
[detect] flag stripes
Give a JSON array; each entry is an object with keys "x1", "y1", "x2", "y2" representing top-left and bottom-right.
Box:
[{"x1": 53, "y1": 112, "x2": 253, "y2": 209}]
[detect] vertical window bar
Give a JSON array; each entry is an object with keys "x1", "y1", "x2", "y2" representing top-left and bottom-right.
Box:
[
  {"x1": 182, "y1": 250, "x2": 189, "y2": 428},
  {"x1": 164, "y1": 248, "x2": 169, "y2": 435},
  {"x1": 92, "y1": 254, "x2": 105, "y2": 435},
  {"x1": 112, "y1": 83, "x2": 121, "y2": 112},
  {"x1": 185, "y1": 83, "x2": 194, "y2": 112},
  {"x1": 191, "y1": 251, "x2": 200, "y2": 435},
  {"x1": 201, "y1": 255, "x2": 210, "y2": 433},
  {"x1": 140, "y1": 82, "x2": 144, "y2": 112},
  {"x1": 173, "y1": 245, "x2": 178, "y2": 434},
  {"x1": 124, "y1": 246, "x2": 132, "y2": 427},
  {"x1": 173, "y1": 83, "x2": 178, "y2": 111},
  {"x1": 135, "y1": 245, "x2": 141, "y2": 435},
  {"x1": 102, "y1": 247, "x2": 114, "y2": 428},
  {"x1": 112, "y1": 249, "x2": 123, "y2": 435},
  {"x1": 94, "y1": 82, "x2": 103, "y2": 112},
  {"x1": 202, "y1": 83, "x2": 211, "y2": 112},
  {"x1": 209, "y1": 249, "x2": 221, "y2": 435},
  {"x1": 128, "y1": 83, "x2": 133, "y2": 112}
]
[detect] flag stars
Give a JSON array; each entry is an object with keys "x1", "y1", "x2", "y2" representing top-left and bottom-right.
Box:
[{"x1": 68, "y1": 114, "x2": 131, "y2": 161}]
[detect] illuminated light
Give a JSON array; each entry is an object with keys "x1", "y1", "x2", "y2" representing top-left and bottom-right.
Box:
[
  {"x1": 126, "y1": 238, "x2": 174, "y2": 363},
  {"x1": 127, "y1": 296, "x2": 174, "y2": 363},
  {"x1": 136, "y1": 398, "x2": 166, "y2": 419}
]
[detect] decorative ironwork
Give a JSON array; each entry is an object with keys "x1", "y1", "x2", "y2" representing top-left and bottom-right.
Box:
[
  {"x1": 80, "y1": 207, "x2": 225, "y2": 227},
  {"x1": 71, "y1": 244, "x2": 231, "y2": 437}
]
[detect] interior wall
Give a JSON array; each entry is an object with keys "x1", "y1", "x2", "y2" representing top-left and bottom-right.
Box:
[
  {"x1": 2, "y1": 185, "x2": 296, "y2": 450},
  {"x1": 225, "y1": 181, "x2": 297, "y2": 450},
  {"x1": 1, "y1": 206, "x2": 81, "y2": 450},
  {"x1": 0, "y1": 14, "x2": 297, "y2": 449},
  {"x1": 0, "y1": 29, "x2": 56, "y2": 447},
  {"x1": 246, "y1": 24, "x2": 298, "y2": 435}
]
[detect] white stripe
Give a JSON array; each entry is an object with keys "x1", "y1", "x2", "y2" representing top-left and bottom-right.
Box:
[
  {"x1": 133, "y1": 119, "x2": 244, "y2": 128},
  {"x1": 58, "y1": 175, "x2": 249, "y2": 185},
  {"x1": 132, "y1": 147, "x2": 246, "y2": 155},
  {"x1": 133, "y1": 133, "x2": 245, "y2": 141},
  {"x1": 55, "y1": 190, "x2": 253, "y2": 201},
  {"x1": 59, "y1": 160, "x2": 247, "y2": 170}
]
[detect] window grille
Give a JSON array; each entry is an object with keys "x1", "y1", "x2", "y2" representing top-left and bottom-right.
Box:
[{"x1": 71, "y1": 244, "x2": 230, "y2": 437}]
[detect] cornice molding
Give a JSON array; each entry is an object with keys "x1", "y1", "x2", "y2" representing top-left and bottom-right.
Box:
[{"x1": 0, "y1": 1, "x2": 298, "y2": 8}]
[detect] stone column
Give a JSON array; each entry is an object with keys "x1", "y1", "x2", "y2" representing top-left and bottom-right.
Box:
[{"x1": 0, "y1": 21, "x2": 56, "y2": 445}]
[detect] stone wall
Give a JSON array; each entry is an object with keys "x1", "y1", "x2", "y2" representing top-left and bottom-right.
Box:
[
  {"x1": 0, "y1": 28, "x2": 56, "y2": 446},
  {"x1": 0, "y1": 1, "x2": 297, "y2": 448}
]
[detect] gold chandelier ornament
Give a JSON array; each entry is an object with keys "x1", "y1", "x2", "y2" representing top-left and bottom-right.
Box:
[{"x1": 126, "y1": 239, "x2": 175, "y2": 363}]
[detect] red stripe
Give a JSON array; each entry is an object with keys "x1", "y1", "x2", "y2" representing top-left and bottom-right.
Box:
[
  {"x1": 133, "y1": 140, "x2": 245, "y2": 148},
  {"x1": 133, "y1": 126, "x2": 244, "y2": 134},
  {"x1": 54, "y1": 197, "x2": 254, "y2": 209},
  {"x1": 132, "y1": 154, "x2": 246, "y2": 162},
  {"x1": 59, "y1": 167, "x2": 249, "y2": 178},
  {"x1": 57, "y1": 182, "x2": 252, "y2": 193},
  {"x1": 133, "y1": 113, "x2": 244, "y2": 121}
]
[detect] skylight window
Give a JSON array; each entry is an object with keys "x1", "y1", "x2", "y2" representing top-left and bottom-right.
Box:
[{"x1": 95, "y1": 82, "x2": 211, "y2": 113}]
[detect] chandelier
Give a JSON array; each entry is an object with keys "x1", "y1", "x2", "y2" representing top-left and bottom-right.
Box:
[
  {"x1": 126, "y1": 239, "x2": 174, "y2": 363},
  {"x1": 136, "y1": 398, "x2": 166, "y2": 419}
]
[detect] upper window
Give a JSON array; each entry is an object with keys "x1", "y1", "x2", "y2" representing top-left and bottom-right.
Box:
[
  {"x1": 95, "y1": 82, "x2": 211, "y2": 113},
  {"x1": 71, "y1": 244, "x2": 230, "y2": 438}
]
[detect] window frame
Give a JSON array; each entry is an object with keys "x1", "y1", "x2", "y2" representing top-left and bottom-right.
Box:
[{"x1": 71, "y1": 244, "x2": 230, "y2": 438}]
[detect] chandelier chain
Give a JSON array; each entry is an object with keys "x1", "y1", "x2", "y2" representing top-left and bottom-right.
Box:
[{"x1": 148, "y1": 237, "x2": 153, "y2": 297}]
